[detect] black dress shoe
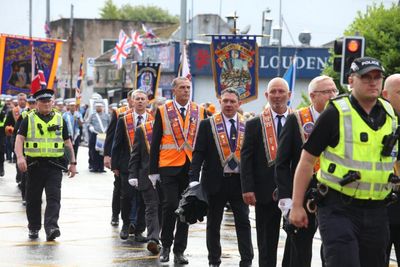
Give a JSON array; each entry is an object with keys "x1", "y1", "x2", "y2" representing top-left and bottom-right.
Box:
[
  {"x1": 159, "y1": 247, "x2": 170, "y2": 262},
  {"x1": 174, "y1": 252, "x2": 189, "y2": 264},
  {"x1": 147, "y1": 240, "x2": 160, "y2": 254},
  {"x1": 110, "y1": 216, "x2": 119, "y2": 226},
  {"x1": 46, "y1": 228, "x2": 60, "y2": 241},
  {"x1": 134, "y1": 232, "x2": 147, "y2": 243},
  {"x1": 0, "y1": 169, "x2": 4, "y2": 177},
  {"x1": 120, "y1": 224, "x2": 129, "y2": 240},
  {"x1": 128, "y1": 223, "x2": 135, "y2": 235},
  {"x1": 209, "y1": 264, "x2": 220, "y2": 267},
  {"x1": 28, "y1": 229, "x2": 39, "y2": 239}
]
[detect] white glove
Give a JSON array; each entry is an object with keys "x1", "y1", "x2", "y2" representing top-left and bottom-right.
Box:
[
  {"x1": 128, "y1": 178, "x2": 138, "y2": 187},
  {"x1": 189, "y1": 181, "x2": 200, "y2": 188},
  {"x1": 278, "y1": 198, "x2": 293, "y2": 219},
  {"x1": 148, "y1": 174, "x2": 160, "y2": 188},
  {"x1": 89, "y1": 126, "x2": 95, "y2": 133}
]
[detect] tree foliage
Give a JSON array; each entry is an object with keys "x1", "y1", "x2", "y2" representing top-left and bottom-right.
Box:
[
  {"x1": 323, "y1": 4, "x2": 400, "y2": 91},
  {"x1": 99, "y1": 0, "x2": 179, "y2": 23}
]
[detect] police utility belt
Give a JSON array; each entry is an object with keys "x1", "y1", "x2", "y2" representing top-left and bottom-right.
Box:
[{"x1": 26, "y1": 156, "x2": 67, "y2": 171}]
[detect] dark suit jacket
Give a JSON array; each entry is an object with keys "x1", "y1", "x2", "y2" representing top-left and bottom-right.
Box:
[
  {"x1": 240, "y1": 116, "x2": 277, "y2": 204},
  {"x1": 275, "y1": 113, "x2": 319, "y2": 201},
  {"x1": 104, "y1": 110, "x2": 118, "y2": 157},
  {"x1": 189, "y1": 118, "x2": 233, "y2": 196},
  {"x1": 128, "y1": 126, "x2": 152, "y2": 191},
  {"x1": 111, "y1": 117, "x2": 131, "y2": 174},
  {"x1": 149, "y1": 107, "x2": 207, "y2": 177},
  {"x1": 275, "y1": 114, "x2": 303, "y2": 200}
]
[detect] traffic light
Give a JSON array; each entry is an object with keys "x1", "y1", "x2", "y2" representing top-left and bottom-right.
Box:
[{"x1": 333, "y1": 36, "x2": 365, "y2": 86}]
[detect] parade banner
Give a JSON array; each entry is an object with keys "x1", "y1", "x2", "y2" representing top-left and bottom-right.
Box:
[
  {"x1": 210, "y1": 35, "x2": 259, "y2": 103},
  {"x1": 134, "y1": 62, "x2": 161, "y2": 102},
  {"x1": 0, "y1": 34, "x2": 62, "y2": 95}
]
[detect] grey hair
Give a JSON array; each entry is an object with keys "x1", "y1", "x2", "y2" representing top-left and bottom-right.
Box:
[
  {"x1": 171, "y1": 77, "x2": 190, "y2": 88},
  {"x1": 308, "y1": 75, "x2": 334, "y2": 94},
  {"x1": 17, "y1": 93, "x2": 27, "y2": 100}
]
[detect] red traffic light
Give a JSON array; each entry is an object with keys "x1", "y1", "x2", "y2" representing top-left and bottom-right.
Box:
[{"x1": 347, "y1": 40, "x2": 360, "y2": 53}]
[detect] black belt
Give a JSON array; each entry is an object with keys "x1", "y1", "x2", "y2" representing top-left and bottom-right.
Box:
[
  {"x1": 223, "y1": 173, "x2": 240, "y2": 177},
  {"x1": 324, "y1": 188, "x2": 386, "y2": 208}
]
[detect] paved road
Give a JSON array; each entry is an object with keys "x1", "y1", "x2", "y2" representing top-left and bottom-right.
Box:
[{"x1": 0, "y1": 147, "x2": 397, "y2": 266}]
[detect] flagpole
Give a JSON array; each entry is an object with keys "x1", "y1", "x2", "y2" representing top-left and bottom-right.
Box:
[
  {"x1": 277, "y1": 0, "x2": 282, "y2": 77},
  {"x1": 69, "y1": 4, "x2": 74, "y2": 98},
  {"x1": 180, "y1": 0, "x2": 187, "y2": 53}
]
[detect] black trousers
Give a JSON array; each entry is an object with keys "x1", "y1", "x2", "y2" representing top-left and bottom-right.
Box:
[
  {"x1": 0, "y1": 132, "x2": 4, "y2": 171},
  {"x1": 89, "y1": 132, "x2": 103, "y2": 171},
  {"x1": 120, "y1": 172, "x2": 145, "y2": 233},
  {"x1": 112, "y1": 174, "x2": 121, "y2": 218},
  {"x1": 206, "y1": 175, "x2": 253, "y2": 266},
  {"x1": 282, "y1": 211, "x2": 318, "y2": 267},
  {"x1": 318, "y1": 190, "x2": 389, "y2": 267},
  {"x1": 255, "y1": 201, "x2": 281, "y2": 267},
  {"x1": 160, "y1": 167, "x2": 189, "y2": 254},
  {"x1": 386, "y1": 223, "x2": 400, "y2": 265},
  {"x1": 141, "y1": 185, "x2": 163, "y2": 242},
  {"x1": 25, "y1": 162, "x2": 62, "y2": 234}
]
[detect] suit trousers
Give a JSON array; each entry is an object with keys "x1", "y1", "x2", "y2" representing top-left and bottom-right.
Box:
[
  {"x1": 89, "y1": 132, "x2": 104, "y2": 171},
  {"x1": 112, "y1": 174, "x2": 121, "y2": 218},
  {"x1": 141, "y1": 185, "x2": 162, "y2": 242},
  {"x1": 207, "y1": 174, "x2": 253, "y2": 266},
  {"x1": 25, "y1": 162, "x2": 62, "y2": 234},
  {"x1": 282, "y1": 212, "x2": 317, "y2": 267},
  {"x1": 386, "y1": 223, "x2": 400, "y2": 265},
  {"x1": 318, "y1": 190, "x2": 389, "y2": 267},
  {"x1": 120, "y1": 172, "x2": 145, "y2": 233},
  {"x1": 160, "y1": 167, "x2": 189, "y2": 254},
  {"x1": 255, "y1": 201, "x2": 282, "y2": 267}
]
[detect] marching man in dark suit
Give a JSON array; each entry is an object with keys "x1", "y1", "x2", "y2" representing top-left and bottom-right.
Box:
[
  {"x1": 112, "y1": 90, "x2": 153, "y2": 241},
  {"x1": 275, "y1": 75, "x2": 337, "y2": 267},
  {"x1": 240, "y1": 77, "x2": 292, "y2": 267},
  {"x1": 189, "y1": 88, "x2": 253, "y2": 267},
  {"x1": 149, "y1": 77, "x2": 206, "y2": 264}
]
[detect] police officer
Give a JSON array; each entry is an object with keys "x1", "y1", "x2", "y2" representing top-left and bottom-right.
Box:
[
  {"x1": 0, "y1": 97, "x2": 7, "y2": 176},
  {"x1": 14, "y1": 88, "x2": 76, "y2": 241},
  {"x1": 290, "y1": 57, "x2": 398, "y2": 267}
]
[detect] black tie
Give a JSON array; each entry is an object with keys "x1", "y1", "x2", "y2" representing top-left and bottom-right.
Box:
[
  {"x1": 180, "y1": 107, "x2": 186, "y2": 120},
  {"x1": 276, "y1": 115, "x2": 283, "y2": 139},
  {"x1": 228, "y1": 119, "x2": 238, "y2": 170},
  {"x1": 137, "y1": 115, "x2": 143, "y2": 127}
]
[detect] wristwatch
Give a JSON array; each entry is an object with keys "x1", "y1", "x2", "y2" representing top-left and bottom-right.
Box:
[{"x1": 70, "y1": 162, "x2": 77, "y2": 165}]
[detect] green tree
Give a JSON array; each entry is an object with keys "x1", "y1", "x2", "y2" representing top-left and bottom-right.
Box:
[
  {"x1": 323, "y1": 4, "x2": 400, "y2": 91},
  {"x1": 99, "y1": 0, "x2": 179, "y2": 23}
]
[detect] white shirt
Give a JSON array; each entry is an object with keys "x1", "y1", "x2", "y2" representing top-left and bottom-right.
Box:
[
  {"x1": 310, "y1": 105, "x2": 320, "y2": 121},
  {"x1": 174, "y1": 99, "x2": 190, "y2": 117},
  {"x1": 222, "y1": 113, "x2": 239, "y2": 174},
  {"x1": 271, "y1": 108, "x2": 290, "y2": 132}
]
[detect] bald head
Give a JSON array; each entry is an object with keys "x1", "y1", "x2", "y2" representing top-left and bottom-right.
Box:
[
  {"x1": 265, "y1": 77, "x2": 291, "y2": 114},
  {"x1": 383, "y1": 74, "x2": 400, "y2": 112}
]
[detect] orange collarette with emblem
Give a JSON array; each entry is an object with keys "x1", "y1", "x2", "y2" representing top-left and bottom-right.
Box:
[
  {"x1": 295, "y1": 106, "x2": 320, "y2": 172},
  {"x1": 123, "y1": 111, "x2": 154, "y2": 149},
  {"x1": 159, "y1": 101, "x2": 205, "y2": 167},
  {"x1": 260, "y1": 106, "x2": 292, "y2": 166},
  {"x1": 210, "y1": 112, "x2": 245, "y2": 168}
]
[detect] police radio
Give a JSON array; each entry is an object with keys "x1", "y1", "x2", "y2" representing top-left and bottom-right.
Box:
[{"x1": 381, "y1": 127, "x2": 400, "y2": 157}]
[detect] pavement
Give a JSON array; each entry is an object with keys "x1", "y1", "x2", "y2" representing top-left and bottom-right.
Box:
[{"x1": 0, "y1": 146, "x2": 397, "y2": 266}]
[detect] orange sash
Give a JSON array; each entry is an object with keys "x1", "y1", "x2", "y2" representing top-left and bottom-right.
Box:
[
  {"x1": 295, "y1": 106, "x2": 320, "y2": 172},
  {"x1": 165, "y1": 101, "x2": 201, "y2": 151},
  {"x1": 12, "y1": 106, "x2": 20, "y2": 122},
  {"x1": 123, "y1": 111, "x2": 154, "y2": 149},
  {"x1": 141, "y1": 121, "x2": 154, "y2": 154},
  {"x1": 210, "y1": 113, "x2": 245, "y2": 168},
  {"x1": 260, "y1": 107, "x2": 292, "y2": 166}
]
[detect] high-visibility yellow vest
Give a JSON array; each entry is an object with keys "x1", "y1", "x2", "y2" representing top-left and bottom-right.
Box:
[
  {"x1": 24, "y1": 112, "x2": 65, "y2": 157},
  {"x1": 317, "y1": 97, "x2": 398, "y2": 200}
]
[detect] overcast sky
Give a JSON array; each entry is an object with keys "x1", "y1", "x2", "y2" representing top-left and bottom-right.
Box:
[{"x1": 0, "y1": 0, "x2": 396, "y2": 46}]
